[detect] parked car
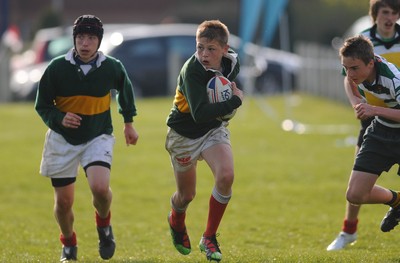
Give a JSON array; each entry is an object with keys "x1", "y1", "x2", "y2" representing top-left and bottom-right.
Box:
[
  {"x1": 11, "y1": 27, "x2": 69, "y2": 71},
  {"x1": 10, "y1": 23, "x2": 301, "y2": 100},
  {"x1": 102, "y1": 24, "x2": 197, "y2": 97}
]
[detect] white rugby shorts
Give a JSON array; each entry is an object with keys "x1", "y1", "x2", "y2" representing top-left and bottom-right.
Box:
[
  {"x1": 165, "y1": 124, "x2": 231, "y2": 172},
  {"x1": 39, "y1": 129, "x2": 115, "y2": 178}
]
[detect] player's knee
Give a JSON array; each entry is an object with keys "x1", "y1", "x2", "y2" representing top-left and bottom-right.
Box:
[
  {"x1": 55, "y1": 196, "x2": 74, "y2": 211},
  {"x1": 346, "y1": 190, "x2": 363, "y2": 205},
  {"x1": 91, "y1": 184, "x2": 111, "y2": 201},
  {"x1": 216, "y1": 169, "x2": 234, "y2": 187}
]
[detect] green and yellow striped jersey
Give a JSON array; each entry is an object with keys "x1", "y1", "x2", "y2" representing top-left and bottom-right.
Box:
[
  {"x1": 35, "y1": 50, "x2": 137, "y2": 145},
  {"x1": 166, "y1": 49, "x2": 241, "y2": 139}
]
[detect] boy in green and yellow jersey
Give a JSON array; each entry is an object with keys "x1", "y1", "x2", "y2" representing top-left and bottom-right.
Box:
[
  {"x1": 35, "y1": 15, "x2": 139, "y2": 261},
  {"x1": 166, "y1": 20, "x2": 243, "y2": 262}
]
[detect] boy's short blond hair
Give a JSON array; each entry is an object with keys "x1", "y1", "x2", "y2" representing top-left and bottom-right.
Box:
[{"x1": 196, "y1": 20, "x2": 229, "y2": 46}]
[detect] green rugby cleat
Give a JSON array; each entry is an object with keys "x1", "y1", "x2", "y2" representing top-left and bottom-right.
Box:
[
  {"x1": 199, "y1": 234, "x2": 222, "y2": 262},
  {"x1": 167, "y1": 212, "x2": 191, "y2": 255}
]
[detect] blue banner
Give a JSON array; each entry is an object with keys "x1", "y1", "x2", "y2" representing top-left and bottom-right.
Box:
[{"x1": 239, "y1": 0, "x2": 288, "y2": 48}]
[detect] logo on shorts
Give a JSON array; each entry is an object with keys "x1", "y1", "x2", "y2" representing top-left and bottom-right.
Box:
[
  {"x1": 104, "y1": 151, "x2": 111, "y2": 157},
  {"x1": 176, "y1": 156, "x2": 191, "y2": 166}
]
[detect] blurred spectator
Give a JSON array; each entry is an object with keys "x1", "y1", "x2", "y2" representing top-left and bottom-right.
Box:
[{"x1": 1, "y1": 24, "x2": 22, "y2": 52}]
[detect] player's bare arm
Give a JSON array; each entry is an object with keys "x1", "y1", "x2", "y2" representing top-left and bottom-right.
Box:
[
  {"x1": 124, "y1": 122, "x2": 139, "y2": 146},
  {"x1": 354, "y1": 103, "x2": 400, "y2": 122},
  {"x1": 344, "y1": 76, "x2": 363, "y2": 107}
]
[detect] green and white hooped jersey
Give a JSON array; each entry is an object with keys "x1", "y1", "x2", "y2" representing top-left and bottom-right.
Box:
[
  {"x1": 358, "y1": 55, "x2": 400, "y2": 128},
  {"x1": 362, "y1": 24, "x2": 400, "y2": 67}
]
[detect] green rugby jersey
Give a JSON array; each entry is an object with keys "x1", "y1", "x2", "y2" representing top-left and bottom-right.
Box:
[
  {"x1": 358, "y1": 55, "x2": 400, "y2": 128},
  {"x1": 166, "y1": 49, "x2": 242, "y2": 139},
  {"x1": 35, "y1": 50, "x2": 137, "y2": 145}
]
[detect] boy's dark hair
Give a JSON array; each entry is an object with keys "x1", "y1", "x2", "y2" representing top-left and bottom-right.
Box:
[
  {"x1": 196, "y1": 20, "x2": 229, "y2": 46},
  {"x1": 339, "y1": 35, "x2": 375, "y2": 65},
  {"x1": 369, "y1": 0, "x2": 400, "y2": 23}
]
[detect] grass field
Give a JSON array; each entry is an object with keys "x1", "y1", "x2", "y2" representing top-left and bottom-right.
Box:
[{"x1": 1, "y1": 93, "x2": 400, "y2": 262}]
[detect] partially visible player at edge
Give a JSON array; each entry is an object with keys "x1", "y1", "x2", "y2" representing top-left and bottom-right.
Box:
[
  {"x1": 165, "y1": 20, "x2": 244, "y2": 262},
  {"x1": 327, "y1": 0, "x2": 400, "y2": 251},
  {"x1": 35, "y1": 14, "x2": 139, "y2": 261}
]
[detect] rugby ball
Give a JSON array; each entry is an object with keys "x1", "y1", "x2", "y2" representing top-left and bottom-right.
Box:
[{"x1": 206, "y1": 76, "x2": 236, "y2": 121}]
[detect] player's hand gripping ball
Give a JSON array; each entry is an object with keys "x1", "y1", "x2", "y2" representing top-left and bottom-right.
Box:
[{"x1": 206, "y1": 75, "x2": 237, "y2": 121}]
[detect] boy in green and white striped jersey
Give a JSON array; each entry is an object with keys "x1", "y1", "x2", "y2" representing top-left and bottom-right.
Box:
[{"x1": 339, "y1": 35, "x2": 400, "y2": 242}]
